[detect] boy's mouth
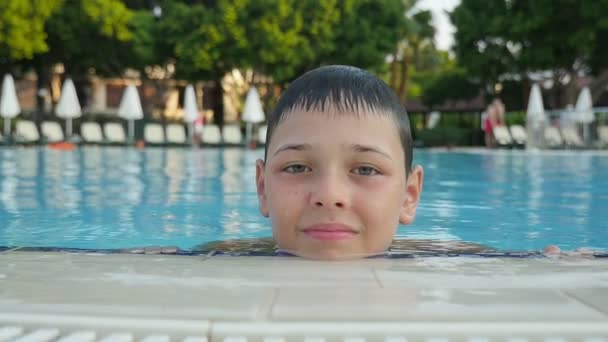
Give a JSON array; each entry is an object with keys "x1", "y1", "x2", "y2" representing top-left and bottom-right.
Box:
[{"x1": 301, "y1": 223, "x2": 358, "y2": 241}]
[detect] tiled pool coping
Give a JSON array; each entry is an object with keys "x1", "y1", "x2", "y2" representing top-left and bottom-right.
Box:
[
  {"x1": 1, "y1": 250, "x2": 608, "y2": 339},
  {"x1": 2, "y1": 246, "x2": 608, "y2": 258}
]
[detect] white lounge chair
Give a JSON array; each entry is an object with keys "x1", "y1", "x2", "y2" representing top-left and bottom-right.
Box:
[
  {"x1": 201, "y1": 124, "x2": 221, "y2": 145},
  {"x1": 144, "y1": 123, "x2": 165, "y2": 145},
  {"x1": 222, "y1": 124, "x2": 243, "y2": 145},
  {"x1": 81, "y1": 122, "x2": 104, "y2": 143},
  {"x1": 103, "y1": 122, "x2": 127, "y2": 144},
  {"x1": 15, "y1": 120, "x2": 40, "y2": 143},
  {"x1": 493, "y1": 125, "x2": 512, "y2": 147},
  {"x1": 597, "y1": 126, "x2": 608, "y2": 148},
  {"x1": 509, "y1": 125, "x2": 527, "y2": 147},
  {"x1": 41, "y1": 121, "x2": 64, "y2": 143},
  {"x1": 166, "y1": 123, "x2": 187, "y2": 145},
  {"x1": 560, "y1": 126, "x2": 584, "y2": 148},
  {"x1": 258, "y1": 124, "x2": 267, "y2": 145},
  {"x1": 544, "y1": 126, "x2": 563, "y2": 148}
]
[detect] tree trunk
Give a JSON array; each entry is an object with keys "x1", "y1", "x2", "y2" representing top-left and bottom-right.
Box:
[
  {"x1": 389, "y1": 53, "x2": 399, "y2": 92},
  {"x1": 34, "y1": 64, "x2": 50, "y2": 137},
  {"x1": 563, "y1": 72, "x2": 578, "y2": 107},
  {"x1": 212, "y1": 76, "x2": 224, "y2": 131},
  {"x1": 73, "y1": 77, "x2": 89, "y2": 110},
  {"x1": 398, "y1": 57, "x2": 409, "y2": 102},
  {"x1": 549, "y1": 73, "x2": 560, "y2": 109}
]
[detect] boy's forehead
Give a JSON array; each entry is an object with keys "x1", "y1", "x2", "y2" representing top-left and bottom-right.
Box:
[
  {"x1": 276, "y1": 106, "x2": 395, "y2": 127},
  {"x1": 269, "y1": 109, "x2": 402, "y2": 150}
]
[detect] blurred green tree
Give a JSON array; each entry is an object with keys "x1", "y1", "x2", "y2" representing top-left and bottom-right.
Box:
[
  {"x1": 0, "y1": 0, "x2": 63, "y2": 60},
  {"x1": 387, "y1": 0, "x2": 436, "y2": 102},
  {"x1": 451, "y1": 0, "x2": 608, "y2": 108},
  {"x1": 2, "y1": 0, "x2": 135, "y2": 124},
  {"x1": 143, "y1": 0, "x2": 407, "y2": 127}
]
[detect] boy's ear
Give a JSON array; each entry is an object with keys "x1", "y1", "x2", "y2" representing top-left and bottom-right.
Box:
[
  {"x1": 399, "y1": 165, "x2": 423, "y2": 225},
  {"x1": 255, "y1": 159, "x2": 269, "y2": 217}
]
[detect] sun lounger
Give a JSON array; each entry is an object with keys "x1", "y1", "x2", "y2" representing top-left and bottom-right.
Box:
[
  {"x1": 103, "y1": 122, "x2": 127, "y2": 144},
  {"x1": 15, "y1": 120, "x2": 40, "y2": 144},
  {"x1": 493, "y1": 125, "x2": 513, "y2": 147},
  {"x1": 544, "y1": 126, "x2": 563, "y2": 148},
  {"x1": 166, "y1": 123, "x2": 187, "y2": 145},
  {"x1": 222, "y1": 124, "x2": 243, "y2": 146},
  {"x1": 81, "y1": 122, "x2": 104, "y2": 144},
  {"x1": 41, "y1": 121, "x2": 64, "y2": 143},
  {"x1": 560, "y1": 126, "x2": 585, "y2": 148},
  {"x1": 201, "y1": 124, "x2": 221, "y2": 146},
  {"x1": 597, "y1": 126, "x2": 608, "y2": 148},
  {"x1": 144, "y1": 123, "x2": 165, "y2": 145},
  {"x1": 509, "y1": 125, "x2": 527, "y2": 147},
  {"x1": 258, "y1": 124, "x2": 267, "y2": 145}
]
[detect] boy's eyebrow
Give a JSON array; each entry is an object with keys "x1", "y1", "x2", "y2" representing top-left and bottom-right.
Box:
[
  {"x1": 351, "y1": 144, "x2": 392, "y2": 160},
  {"x1": 273, "y1": 143, "x2": 312, "y2": 156},
  {"x1": 272, "y1": 143, "x2": 392, "y2": 159}
]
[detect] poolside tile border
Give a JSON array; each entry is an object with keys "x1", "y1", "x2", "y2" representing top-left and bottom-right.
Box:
[{"x1": 1, "y1": 246, "x2": 607, "y2": 258}]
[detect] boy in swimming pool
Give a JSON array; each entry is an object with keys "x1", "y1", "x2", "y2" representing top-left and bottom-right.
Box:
[{"x1": 255, "y1": 65, "x2": 424, "y2": 260}]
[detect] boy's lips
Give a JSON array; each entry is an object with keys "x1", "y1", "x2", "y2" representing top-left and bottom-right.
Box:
[{"x1": 301, "y1": 223, "x2": 358, "y2": 241}]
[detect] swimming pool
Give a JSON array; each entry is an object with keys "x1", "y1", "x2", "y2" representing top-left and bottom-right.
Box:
[{"x1": 0, "y1": 147, "x2": 606, "y2": 252}]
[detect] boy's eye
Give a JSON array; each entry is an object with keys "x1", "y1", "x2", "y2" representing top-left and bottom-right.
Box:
[
  {"x1": 283, "y1": 164, "x2": 311, "y2": 173},
  {"x1": 352, "y1": 166, "x2": 380, "y2": 176}
]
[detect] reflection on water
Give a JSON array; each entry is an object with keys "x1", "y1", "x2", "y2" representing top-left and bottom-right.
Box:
[
  {"x1": 0, "y1": 147, "x2": 607, "y2": 251},
  {"x1": 401, "y1": 150, "x2": 608, "y2": 251},
  {"x1": 0, "y1": 147, "x2": 266, "y2": 249}
]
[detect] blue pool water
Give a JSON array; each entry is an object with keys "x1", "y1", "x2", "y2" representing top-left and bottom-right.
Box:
[{"x1": 0, "y1": 147, "x2": 606, "y2": 252}]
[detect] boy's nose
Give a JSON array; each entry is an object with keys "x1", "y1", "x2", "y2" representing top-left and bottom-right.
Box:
[{"x1": 310, "y1": 172, "x2": 349, "y2": 209}]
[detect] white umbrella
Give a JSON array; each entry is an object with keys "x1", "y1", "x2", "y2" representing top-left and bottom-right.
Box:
[
  {"x1": 574, "y1": 87, "x2": 594, "y2": 123},
  {"x1": 183, "y1": 84, "x2": 199, "y2": 143},
  {"x1": 117, "y1": 85, "x2": 144, "y2": 141},
  {"x1": 55, "y1": 78, "x2": 82, "y2": 137},
  {"x1": 574, "y1": 87, "x2": 594, "y2": 145},
  {"x1": 0, "y1": 74, "x2": 21, "y2": 137},
  {"x1": 526, "y1": 84, "x2": 546, "y2": 149},
  {"x1": 241, "y1": 87, "x2": 265, "y2": 145}
]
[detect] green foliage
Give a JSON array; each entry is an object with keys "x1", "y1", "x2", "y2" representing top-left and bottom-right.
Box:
[
  {"x1": 326, "y1": 0, "x2": 406, "y2": 72},
  {"x1": 242, "y1": 0, "x2": 306, "y2": 82},
  {"x1": 42, "y1": 0, "x2": 135, "y2": 76},
  {"x1": 151, "y1": 0, "x2": 406, "y2": 83},
  {"x1": 127, "y1": 10, "x2": 165, "y2": 70},
  {"x1": 505, "y1": 111, "x2": 526, "y2": 126},
  {"x1": 415, "y1": 127, "x2": 473, "y2": 146},
  {"x1": 0, "y1": 0, "x2": 63, "y2": 59},
  {"x1": 497, "y1": 80, "x2": 526, "y2": 110},
  {"x1": 422, "y1": 68, "x2": 480, "y2": 106},
  {"x1": 81, "y1": 0, "x2": 133, "y2": 41},
  {"x1": 451, "y1": 0, "x2": 608, "y2": 86},
  {"x1": 450, "y1": 0, "x2": 515, "y2": 87}
]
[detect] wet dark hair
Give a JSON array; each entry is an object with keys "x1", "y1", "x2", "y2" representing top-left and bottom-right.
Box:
[{"x1": 264, "y1": 65, "x2": 413, "y2": 173}]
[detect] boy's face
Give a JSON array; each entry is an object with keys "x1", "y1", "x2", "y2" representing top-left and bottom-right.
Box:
[{"x1": 256, "y1": 110, "x2": 423, "y2": 260}]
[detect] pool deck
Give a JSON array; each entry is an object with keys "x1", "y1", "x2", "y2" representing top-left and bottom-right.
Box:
[{"x1": 1, "y1": 251, "x2": 608, "y2": 340}]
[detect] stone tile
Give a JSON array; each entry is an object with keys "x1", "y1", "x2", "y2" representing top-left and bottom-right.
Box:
[
  {"x1": 564, "y1": 288, "x2": 608, "y2": 316},
  {"x1": 211, "y1": 322, "x2": 608, "y2": 340},
  {"x1": 0, "y1": 253, "x2": 275, "y2": 320},
  {"x1": 374, "y1": 257, "x2": 608, "y2": 289},
  {"x1": 202, "y1": 256, "x2": 380, "y2": 287},
  {"x1": 271, "y1": 287, "x2": 608, "y2": 322},
  {"x1": 3, "y1": 252, "x2": 608, "y2": 326}
]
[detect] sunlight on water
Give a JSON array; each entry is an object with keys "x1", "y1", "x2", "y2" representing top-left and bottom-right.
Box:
[{"x1": 0, "y1": 147, "x2": 607, "y2": 252}]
